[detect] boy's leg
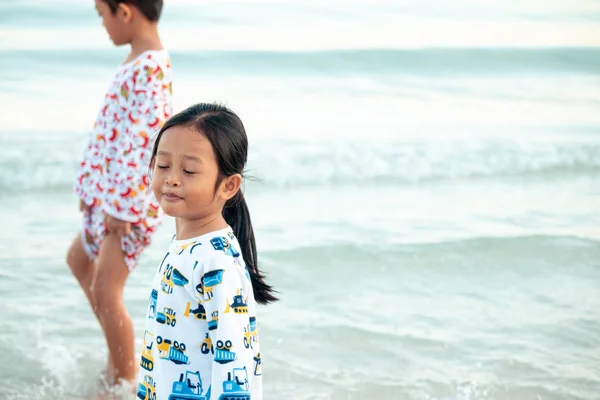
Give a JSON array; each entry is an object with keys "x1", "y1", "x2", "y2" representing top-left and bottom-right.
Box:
[
  {"x1": 66, "y1": 234, "x2": 98, "y2": 317},
  {"x1": 67, "y1": 234, "x2": 116, "y2": 379},
  {"x1": 92, "y1": 232, "x2": 137, "y2": 384}
]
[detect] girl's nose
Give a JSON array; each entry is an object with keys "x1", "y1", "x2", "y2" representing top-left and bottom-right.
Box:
[{"x1": 165, "y1": 173, "x2": 181, "y2": 187}]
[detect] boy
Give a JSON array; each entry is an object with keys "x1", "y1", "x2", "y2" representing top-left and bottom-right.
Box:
[{"x1": 67, "y1": 0, "x2": 173, "y2": 386}]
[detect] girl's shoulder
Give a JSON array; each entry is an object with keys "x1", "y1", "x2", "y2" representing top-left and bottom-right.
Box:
[
  {"x1": 167, "y1": 228, "x2": 244, "y2": 299},
  {"x1": 170, "y1": 227, "x2": 238, "y2": 264}
]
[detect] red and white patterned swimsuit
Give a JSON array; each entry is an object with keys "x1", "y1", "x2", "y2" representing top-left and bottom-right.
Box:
[{"x1": 74, "y1": 50, "x2": 173, "y2": 270}]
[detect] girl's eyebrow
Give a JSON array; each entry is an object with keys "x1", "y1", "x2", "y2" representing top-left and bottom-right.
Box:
[
  {"x1": 157, "y1": 150, "x2": 202, "y2": 163},
  {"x1": 183, "y1": 155, "x2": 202, "y2": 163}
]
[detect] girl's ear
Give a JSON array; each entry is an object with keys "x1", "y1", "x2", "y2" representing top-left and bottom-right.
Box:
[
  {"x1": 219, "y1": 174, "x2": 242, "y2": 201},
  {"x1": 117, "y1": 2, "x2": 133, "y2": 23}
]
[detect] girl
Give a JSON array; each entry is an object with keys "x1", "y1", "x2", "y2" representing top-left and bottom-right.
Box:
[{"x1": 137, "y1": 103, "x2": 277, "y2": 400}]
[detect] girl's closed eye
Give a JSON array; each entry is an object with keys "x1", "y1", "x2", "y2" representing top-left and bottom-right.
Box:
[
  {"x1": 183, "y1": 169, "x2": 195, "y2": 175},
  {"x1": 157, "y1": 165, "x2": 169, "y2": 169}
]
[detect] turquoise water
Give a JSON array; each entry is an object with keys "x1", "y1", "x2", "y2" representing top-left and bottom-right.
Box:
[{"x1": 1, "y1": 0, "x2": 600, "y2": 399}]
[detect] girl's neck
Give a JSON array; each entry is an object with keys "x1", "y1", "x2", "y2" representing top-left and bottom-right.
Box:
[{"x1": 175, "y1": 214, "x2": 229, "y2": 241}]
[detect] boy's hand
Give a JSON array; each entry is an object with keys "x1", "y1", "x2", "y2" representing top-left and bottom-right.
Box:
[
  {"x1": 104, "y1": 214, "x2": 132, "y2": 236},
  {"x1": 79, "y1": 199, "x2": 91, "y2": 213}
]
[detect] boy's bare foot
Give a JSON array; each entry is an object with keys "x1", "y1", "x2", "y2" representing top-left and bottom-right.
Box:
[
  {"x1": 91, "y1": 376, "x2": 136, "y2": 400},
  {"x1": 105, "y1": 362, "x2": 116, "y2": 387}
]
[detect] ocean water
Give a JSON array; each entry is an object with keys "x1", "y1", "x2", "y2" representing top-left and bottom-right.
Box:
[{"x1": 1, "y1": 0, "x2": 600, "y2": 399}]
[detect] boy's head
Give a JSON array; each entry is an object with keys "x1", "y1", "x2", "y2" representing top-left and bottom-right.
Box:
[{"x1": 95, "y1": 0, "x2": 163, "y2": 46}]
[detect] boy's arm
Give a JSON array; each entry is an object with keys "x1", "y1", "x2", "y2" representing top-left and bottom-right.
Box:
[{"x1": 102, "y1": 60, "x2": 171, "y2": 223}]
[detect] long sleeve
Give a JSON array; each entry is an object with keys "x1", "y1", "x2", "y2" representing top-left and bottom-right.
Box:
[
  {"x1": 197, "y1": 252, "x2": 255, "y2": 399},
  {"x1": 102, "y1": 59, "x2": 171, "y2": 222}
]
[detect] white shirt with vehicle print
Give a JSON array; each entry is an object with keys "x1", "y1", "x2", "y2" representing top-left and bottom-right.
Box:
[{"x1": 137, "y1": 227, "x2": 263, "y2": 400}]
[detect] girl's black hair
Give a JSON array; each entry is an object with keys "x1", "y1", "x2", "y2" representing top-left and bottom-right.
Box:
[
  {"x1": 103, "y1": 0, "x2": 163, "y2": 22},
  {"x1": 151, "y1": 103, "x2": 278, "y2": 305}
]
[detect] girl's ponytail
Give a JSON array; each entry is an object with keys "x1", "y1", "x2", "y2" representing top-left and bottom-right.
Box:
[{"x1": 223, "y1": 191, "x2": 278, "y2": 304}]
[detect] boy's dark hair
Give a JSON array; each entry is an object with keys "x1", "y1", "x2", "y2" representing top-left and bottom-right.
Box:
[
  {"x1": 151, "y1": 103, "x2": 278, "y2": 305},
  {"x1": 103, "y1": 0, "x2": 163, "y2": 22}
]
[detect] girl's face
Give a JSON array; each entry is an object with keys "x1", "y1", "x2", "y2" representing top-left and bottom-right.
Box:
[
  {"x1": 95, "y1": 0, "x2": 131, "y2": 46},
  {"x1": 151, "y1": 125, "x2": 238, "y2": 220}
]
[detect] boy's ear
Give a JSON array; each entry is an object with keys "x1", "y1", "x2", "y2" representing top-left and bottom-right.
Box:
[
  {"x1": 117, "y1": 3, "x2": 134, "y2": 23},
  {"x1": 220, "y1": 174, "x2": 242, "y2": 201}
]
